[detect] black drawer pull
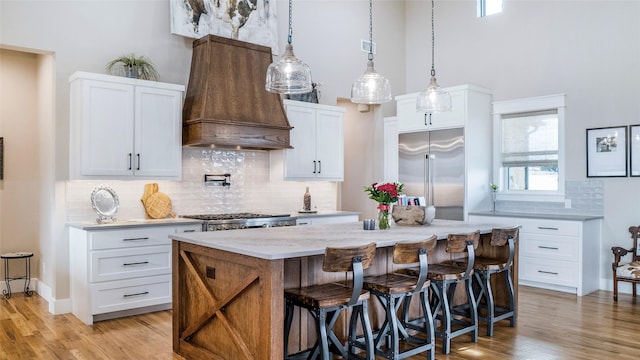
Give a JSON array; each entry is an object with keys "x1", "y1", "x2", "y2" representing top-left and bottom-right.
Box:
[
  {"x1": 538, "y1": 226, "x2": 559, "y2": 230},
  {"x1": 123, "y1": 237, "x2": 149, "y2": 241},
  {"x1": 183, "y1": 229, "x2": 196, "y2": 233},
  {"x1": 538, "y1": 270, "x2": 559, "y2": 275},
  {"x1": 123, "y1": 261, "x2": 149, "y2": 266},
  {"x1": 123, "y1": 291, "x2": 149, "y2": 298},
  {"x1": 538, "y1": 246, "x2": 559, "y2": 250}
]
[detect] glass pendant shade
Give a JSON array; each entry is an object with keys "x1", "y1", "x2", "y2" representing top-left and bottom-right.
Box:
[
  {"x1": 351, "y1": 60, "x2": 392, "y2": 104},
  {"x1": 416, "y1": 75, "x2": 451, "y2": 112},
  {"x1": 265, "y1": 44, "x2": 313, "y2": 94}
]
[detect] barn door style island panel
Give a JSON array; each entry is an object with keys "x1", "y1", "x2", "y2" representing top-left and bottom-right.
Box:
[{"x1": 170, "y1": 220, "x2": 516, "y2": 359}]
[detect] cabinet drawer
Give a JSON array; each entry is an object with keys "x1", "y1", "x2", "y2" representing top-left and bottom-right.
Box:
[
  {"x1": 519, "y1": 256, "x2": 577, "y2": 287},
  {"x1": 91, "y1": 274, "x2": 171, "y2": 314},
  {"x1": 90, "y1": 245, "x2": 171, "y2": 282},
  {"x1": 518, "y1": 218, "x2": 580, "y2": 236},
  {"x1": 520, "y1": 234, "x2": 579, "y2": 261},
  {"x1": 175, "y1": 224, "x2": 202, "y2": 233},
  {"x1": 90, "y1": 227, "x2": 172, "y2": 250}
]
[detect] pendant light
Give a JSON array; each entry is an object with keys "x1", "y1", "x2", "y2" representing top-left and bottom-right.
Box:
[
  {"x1": 350, "y1": 0, "x2": 392, "y2": 104},
  {"x1": 265, "y1": 0, "x2": 312, "y2": 94},
  {"x1": 416, "y1": 0, "x2": 451, "y2": 112}
]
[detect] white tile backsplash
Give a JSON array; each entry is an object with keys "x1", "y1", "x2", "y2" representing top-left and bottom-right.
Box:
[{"x1": 66, "y1": 148, "x2": 337, "y2": 222}]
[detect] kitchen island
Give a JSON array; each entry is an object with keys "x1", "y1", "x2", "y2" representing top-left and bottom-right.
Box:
[{"x1": 170, "y1": 219, "x2": 517, "y2": 359}]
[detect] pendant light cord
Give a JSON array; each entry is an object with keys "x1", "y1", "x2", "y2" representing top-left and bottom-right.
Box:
[
  {"x1": 430, "y1": 0, "x2": 436, "y2": 77},
  {"x1": 368, "y1": 0, "x2": 374, "y2": 61},
  {"x1": 287, "y1": 0, "x2": 293, "y2": 44}
]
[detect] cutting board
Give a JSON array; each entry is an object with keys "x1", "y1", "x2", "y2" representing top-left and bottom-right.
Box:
[{"x1": 141, "y1": 183, "x2": 176, "y2": 219}]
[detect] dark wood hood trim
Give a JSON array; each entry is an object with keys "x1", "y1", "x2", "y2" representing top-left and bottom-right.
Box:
[{"x1": 182, "y1": 34, "x2": 292, "y2": 150}]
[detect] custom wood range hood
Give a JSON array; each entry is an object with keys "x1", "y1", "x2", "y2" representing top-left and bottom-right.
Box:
[{"x1": 182, "y1": 34, "x2": 292, "y2": 150}]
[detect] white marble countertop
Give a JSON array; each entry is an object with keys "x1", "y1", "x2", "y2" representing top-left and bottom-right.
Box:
[
  {"x1": 468, "y1": 211, "x2": 603, "y2": 222},
  {"x1": 67, "y1": 218, "x2": 203, "y2": 230},
  {"x1": 291, "y1": 210, "x2": 360, "y2": 218},
  {"x1": 171, "y1": 219, "x2": 510, "y2": 260}
]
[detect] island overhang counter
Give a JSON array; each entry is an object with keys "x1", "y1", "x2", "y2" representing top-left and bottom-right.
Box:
[{"x1": 170, "y1": 219, "x2": 517, "y2": 359}]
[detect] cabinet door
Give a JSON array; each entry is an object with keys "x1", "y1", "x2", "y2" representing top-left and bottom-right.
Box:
[
  {"x1": 426, "y1": 90, "x2": 465, "y2": 130},
  {"x1": 80, "y1": 80, "x2": 134, "y2": 176},
  {"x1": 134, "y1": 86, "x2": 182, "y2": 178},
  {"x1": 396, "y1": 90, "x2": 465, "y2": 133},
  {"x1": 315, "y1": 109, "x2": 344, "y2": 181},
  {"x1": 284, "y1": 105, "x2": 317, "y2": 179}
]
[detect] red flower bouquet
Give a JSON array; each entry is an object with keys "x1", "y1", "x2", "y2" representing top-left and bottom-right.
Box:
[{"x1": 364, "y1": 182, "x2": 404, "y2": 229}]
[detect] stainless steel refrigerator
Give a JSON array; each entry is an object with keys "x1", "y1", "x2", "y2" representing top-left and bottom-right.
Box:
[{"x1": 398, "y1": 129, "x2": 465, "y2": 221}]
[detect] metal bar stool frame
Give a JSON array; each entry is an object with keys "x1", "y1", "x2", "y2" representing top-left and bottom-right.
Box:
[
  {"x1": 359, "y1": 237, "x2": 437, "y2": 360},
  {"x1": 1, "y1": 252, "x2": 34, "y2": 299},
  {"x1": 284, "y1": 243, "x2": 376, "y2": 360},
  {"x1": 473, "y1": 227, "x2": 518, "y2": 336}
]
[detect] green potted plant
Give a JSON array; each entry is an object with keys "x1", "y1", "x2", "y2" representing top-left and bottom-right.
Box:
[{"x1": 105, "y1": 54, "x2": 159, "y2": 81}]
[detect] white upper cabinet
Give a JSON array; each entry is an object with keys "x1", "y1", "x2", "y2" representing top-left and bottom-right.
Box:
[
  {"x1": 395, "y1": 85, "x2": 489, "y2": 133},
  {"x1": 69, "y1": 71, "x2": 184, "y2": 180},
  {"x1": 283, "y1": 100, "x2": 345, "y2": 181}
]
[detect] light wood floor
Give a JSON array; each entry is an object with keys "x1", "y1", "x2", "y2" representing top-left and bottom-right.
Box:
[{"x1": 1, "y1": 286, "x2": 639, "y2": 359}]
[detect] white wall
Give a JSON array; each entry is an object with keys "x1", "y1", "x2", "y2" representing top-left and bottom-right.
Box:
[{"x1": 405, "y1": 0, "x2": 640, "y2": 290}]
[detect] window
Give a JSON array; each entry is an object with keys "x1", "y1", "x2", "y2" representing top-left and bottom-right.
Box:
[
  {"x1": 493, "y1": 94, "x2": 566, "y2": 201},
  {"x1": 478, "y1": 0, "x2": 503, "y2": 17}
]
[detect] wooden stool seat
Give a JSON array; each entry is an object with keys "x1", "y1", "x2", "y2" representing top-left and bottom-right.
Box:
[
  {"x1": 359, "y1": 237, "x2": 437, "y2": 360},
  {"x1": 285, "y1": 282, "x2": 370, "y2": 308},
  {"x1": 363, "y1": 273, "x2": 420, "y2": 294},
  {"x1": 284, "y1": 242, "x2": 377, "y2": 360}
]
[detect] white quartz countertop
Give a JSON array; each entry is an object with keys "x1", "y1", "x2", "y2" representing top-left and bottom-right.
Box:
[
  {"x1": 67, "y1": 218, "x2": 203, "y2": 230},
  {"x1": 291, "y1": 210, "x2": 360, "y2": 218},
  {"x1": 170, "y1": 219, "x2": 510, "y2": 260},
  {"x1": 468, "y1": 211, "x2": 603, "y2": 222}
]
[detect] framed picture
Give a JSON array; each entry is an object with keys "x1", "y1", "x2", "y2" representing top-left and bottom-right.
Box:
[
  {"x1": 586, "y1": 126, "x2": 628, "y2": 177},
  {"x1": 630, "y1": 125, "x2": 640, "y2": 176},
  {"x1": 169, "y1": 0, "x2": 279, "y2": 53}
]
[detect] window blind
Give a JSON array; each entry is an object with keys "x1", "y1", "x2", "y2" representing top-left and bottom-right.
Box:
[{"x1": 501, "y1": 110, "x2": 558, "y2": 168}]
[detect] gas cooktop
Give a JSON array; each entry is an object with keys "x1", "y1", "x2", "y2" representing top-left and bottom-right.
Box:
[{"x1": 180, "y1": 213, "x2": 291, "y2": 221}]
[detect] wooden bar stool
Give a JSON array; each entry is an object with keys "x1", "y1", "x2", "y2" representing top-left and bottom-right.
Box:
[
  {"x1": 425, "y1": 231, "x2": 480, "y2": 354},
  {"x1": 359, "y1": 236, "x2": 437, "y2": 360},
  {"x1": 284, "y1": 242, "x2": 376, "y2": 360},
  {"x1": 473, "y1": 227, "x2": 518, "y2": 336}
]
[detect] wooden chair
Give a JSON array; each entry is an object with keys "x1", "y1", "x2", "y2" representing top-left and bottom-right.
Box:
[
  {"x1": 359, "y1": 236, "x2": 437, "y2": 360},
  {"x1": 284, "y1": 242, "x2": 377, "y2": 360},
  {"x1": 611, "y1": 226, "x2": 640, "y2": 301},
  {"x1": 473, "y1": 227, "x2": 518, "y2": 336}
]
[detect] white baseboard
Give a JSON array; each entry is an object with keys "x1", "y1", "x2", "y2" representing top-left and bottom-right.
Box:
[
  {"x1": 37, "y1": 280, "x2": 72, "y2": 315},
  {"x1": 0, "y1": 277, "x2": 37, "y2": 297}
]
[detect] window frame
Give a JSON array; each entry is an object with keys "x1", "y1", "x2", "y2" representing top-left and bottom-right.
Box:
[
  {"x1": 492, "y1": 94, "x2": 566, "y2": 202},
  {"x1": 478, "y1": 0, "x2": 503, "y2": 17}
]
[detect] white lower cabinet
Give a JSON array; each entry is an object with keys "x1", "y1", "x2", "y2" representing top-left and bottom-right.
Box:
[
  {"x1": 468, "y1": 214, "x2": 601, "y2": 296},
  {"x1": 69, "y1": 223, "x2": 201, "y2": 325},
  {"x1": 295, "y1": 213, "x2": 359, "y2": 226}
]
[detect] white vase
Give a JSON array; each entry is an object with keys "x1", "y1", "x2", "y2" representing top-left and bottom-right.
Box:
[{"x1": 425, "y1": 205, "x2": 436, "y2": 225}]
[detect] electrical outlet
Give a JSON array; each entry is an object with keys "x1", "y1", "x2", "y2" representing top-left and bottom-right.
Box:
[
  {"x1": 360, "y1": 39, "x2": 376, "y2": 54},
  {"x1": 564, "y1": 199, "x2": 572, "y2": 208}
]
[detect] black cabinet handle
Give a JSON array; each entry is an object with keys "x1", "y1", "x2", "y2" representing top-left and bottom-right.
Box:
[
  {"x1": 123, "y1": 237, "x2": 149, "y2": 241},
  {"x1": 128, "y1": 153, "x2": 132, "y2": 170},
  {"x1": 424, "y1": 113, "x2": 432, "y2": 126},
  {"x1": 313, "y1": 160, "x2": 317, "y2": 174},
  {"x1": 538, "y1": 270, "x2": 559, "y2": 275},
  {"x1": 318, "y1": 160, "x2": 321, "y2": 174},
  {"x1": 136, "y1": 154, "x2": 140, "y2": 170},
  {"x1": 183, "y1": 229, "x2": 196, "y2": 233},
  {"x1": 538, "y1": 246, "x2": 559, "y2": 250},
  {"x1": 123, "y1": 291, "x2": 149, "y2": 298},
  {"x1": 538, "y1": 226, "x2": 559, "y2": 230},
  {"x1": 123, "y1": 261, "x2": 149, "y2": 266}
]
